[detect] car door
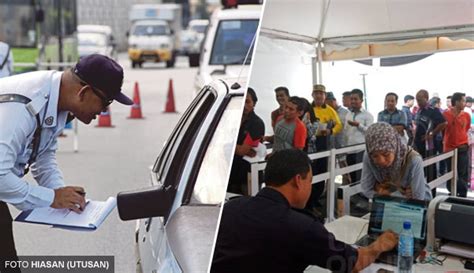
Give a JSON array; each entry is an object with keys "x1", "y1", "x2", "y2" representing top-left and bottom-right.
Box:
[{"x1": 136, "y1": 84, "x2": 221, "y2": 273}]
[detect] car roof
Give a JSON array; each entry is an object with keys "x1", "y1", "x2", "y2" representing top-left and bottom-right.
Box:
[
  {"x1": 132, "y1": 20, "x2": 168, "y2": 26},
  {"x1": 188, "y1": 19, "x2": 209, "y2": 26},
  {"x1": 78, "y1": 25, "x2": 112, "y2": 34},
  {"x1": 211, "y1": 5, "x2": 262, "y2": 21},
  {"x1": 210, "y1": 78, "x2": 246, "y2": 96}
]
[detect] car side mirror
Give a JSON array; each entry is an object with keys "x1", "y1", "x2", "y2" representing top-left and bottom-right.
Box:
[{"x1": 117, "y1": 185, "x2": 174, "y2": 221}]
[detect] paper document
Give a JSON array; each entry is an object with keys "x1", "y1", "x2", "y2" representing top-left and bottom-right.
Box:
[
  {"x1": 243, "y1": 143, "x2": 267, "y2": 163},
  {"x1": 15, "y1": 197, "x2": 116, "y2": 230}
]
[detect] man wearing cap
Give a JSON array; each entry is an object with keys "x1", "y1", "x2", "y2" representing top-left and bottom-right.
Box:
[
  {"x1": 0, "y1": 54, "x2": 133, "y2": 271},
  {"x1": 307, "y1": 85, "x2": 342, "y2": 214}
]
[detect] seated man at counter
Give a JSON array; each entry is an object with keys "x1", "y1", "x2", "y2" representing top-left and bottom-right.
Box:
[
  {"x1": 212, "y1": 149, "x2": 398, "y2": 273},
  {"x1": 360, "y1": 122, "x2": 432, "y2": 201}
]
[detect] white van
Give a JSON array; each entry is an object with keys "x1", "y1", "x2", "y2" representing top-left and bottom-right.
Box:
[
  {"x1": 78, "y1": 25, "x2": 116, "y2": 59},
  {"x1": 194, "y1": 4, "x2": 262, "y2": 91},
  {"x1": 128, "y1": 20, "x2": 176, "y2": 68}
]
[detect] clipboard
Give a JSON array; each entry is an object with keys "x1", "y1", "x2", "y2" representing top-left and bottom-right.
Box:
[{"x1": 15, "y1": 197, "x2": 116, "y2": 231}]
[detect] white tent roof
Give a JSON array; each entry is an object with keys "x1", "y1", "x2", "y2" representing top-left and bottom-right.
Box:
[{"x1": 260, "y1": 0, "x2": 474, "y2": 60}]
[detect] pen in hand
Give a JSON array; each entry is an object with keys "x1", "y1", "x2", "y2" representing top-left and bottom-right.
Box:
[
  {"x1": 75, "y1": 190, "x2": 86, "y2": 211},
  {"x1": 76, "y1": 191, "x2": 86, "y2": 197}
]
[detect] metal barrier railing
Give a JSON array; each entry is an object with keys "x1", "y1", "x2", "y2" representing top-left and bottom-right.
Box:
[
  {"x1": 14, "y1": 62, "x2": 75, "y2": 70},
  {"x1": 247, "y1": 144, "x2": 460, "y2": 223}
]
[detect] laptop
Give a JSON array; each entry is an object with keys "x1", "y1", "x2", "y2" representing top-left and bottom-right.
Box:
[{"x1": 355, "y1": 195, "x2": 429, "y2": 265}]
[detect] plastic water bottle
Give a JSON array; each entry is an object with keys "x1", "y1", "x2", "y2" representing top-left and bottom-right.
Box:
[{"x1": 398, "y1": 221, "x2": 414, "y2": 273}]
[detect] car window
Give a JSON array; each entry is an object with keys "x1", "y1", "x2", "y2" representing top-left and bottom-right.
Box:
[
  {"x1": 191, "y1": 25, "x2": 207, "y2": 34},
  {"x1": 190, "y1": 95, "x2": 243, "y2": 204},
  {"x1": 133, "y1": 25, "x2": 169, "y2": 36},
  {"x1": 209, "y1": 19, "x2": 258, "y2": 65},
  {"x1": 78, "y1": 33, "x2": 107, "y2": 46},
  {"x1": 152, "y1": 87, "x2": 217, "y2": 189}
]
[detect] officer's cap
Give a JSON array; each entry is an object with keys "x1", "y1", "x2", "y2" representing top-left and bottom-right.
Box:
[{"x1": 74, "y1": 54, "x2": 133, "y2": 105}]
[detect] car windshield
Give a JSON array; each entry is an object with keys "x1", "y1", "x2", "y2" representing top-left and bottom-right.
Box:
[
  {"x1": 133, "y1": 25, "x2": 168, "y2": 36},
  {"x1": 191, "y1": 24, "x2": 207, "y2": 34},
  {"x1": 78, "y1": 33, "x2": 107, "y2": 46},
  {"x1": 210, "y1": 19, "x2": 258, "y2": 65}
]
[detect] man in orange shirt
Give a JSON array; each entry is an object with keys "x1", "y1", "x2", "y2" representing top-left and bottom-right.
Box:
[
  {"x1": 273, "y1": 97, "x2": 307, "y2": 151},
  {"x1": 443, "y1": 92, "x2": 471, "y2": 197}
]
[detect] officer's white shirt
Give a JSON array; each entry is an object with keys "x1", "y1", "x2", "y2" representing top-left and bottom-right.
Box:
[
  {"x1": 0, "y1": 70, "x2": 68, "y2": 210},
  {"x1": 0, "y1": 42, "x2": 13, "y2": 78}
]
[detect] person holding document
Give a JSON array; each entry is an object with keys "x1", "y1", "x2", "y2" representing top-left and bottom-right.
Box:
[{"x1": 0, "y1": 54, "x2": 133, "y2": 272}]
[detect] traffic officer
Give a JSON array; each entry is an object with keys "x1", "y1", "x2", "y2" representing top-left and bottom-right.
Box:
[
  {"x1": 0, "y1": 54, "x2": 133, "y2": 272},
  {"x1": 0, "y1": 41, "x2": 13, "y2": 78}
]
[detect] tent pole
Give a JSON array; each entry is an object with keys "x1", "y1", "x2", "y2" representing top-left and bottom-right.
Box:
[
  {"x1": 312, "y1": 56, "x2": 318, "y2": 85},
  {"x1": 317, "y1": 42, "x2": 323, "y2": 84},
  {"x1": 360, "y1": 73, "x2": 368, "y2": 110}
]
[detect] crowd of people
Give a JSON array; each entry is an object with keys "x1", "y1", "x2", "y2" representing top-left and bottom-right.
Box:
[{"x1": 229, "y1": 84, "x2": 474, "y2": 209}]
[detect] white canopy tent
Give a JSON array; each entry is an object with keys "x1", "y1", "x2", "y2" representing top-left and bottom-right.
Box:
[
  {"x1": 261, "y1": 0, "x2": 474, "y2": 62},
  {"x1": 250, "y1": 0, "x2": 474, "y2": 133}
]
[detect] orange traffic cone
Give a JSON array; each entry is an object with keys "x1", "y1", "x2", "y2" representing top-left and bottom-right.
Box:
[
  {"x1": 96, "y1": 107, "x2": 114, "y2": 127},
  {"x1": 164, "y1": 79, "x2": 177, "y2": 113},
  {"x1": 128, "y1": 81, "x2": 144, "y2": 119}
]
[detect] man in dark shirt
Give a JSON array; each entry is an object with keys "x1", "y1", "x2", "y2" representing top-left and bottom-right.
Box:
[
  {"x1": 414, "y1": 90, "x2": 447, "y2": 196},
  {"x1": 213, "y1": 149, "x2": 397, "y2": 273},
  {"x1": 228, "y1": 87, "x2": 265, "y2": 194},
  {"x1": 402, "y1": 94, "x2": 415, "y2": 145}
]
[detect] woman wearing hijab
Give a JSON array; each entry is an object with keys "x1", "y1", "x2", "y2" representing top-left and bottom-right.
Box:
[{"x1": 360, "y1": 122, "x2": 432, "y2": 200}]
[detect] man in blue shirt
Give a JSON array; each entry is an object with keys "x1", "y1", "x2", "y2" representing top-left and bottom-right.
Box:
[
  {"x1": 378, "y1": 92, "x2": 408, "y2": 144},
  {"x1": 0, "y1": 54, "x2": 133, "y2": 271}
]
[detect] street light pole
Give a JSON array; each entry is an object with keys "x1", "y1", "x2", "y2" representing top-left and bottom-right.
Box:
[
  {"x1": 360, "y1": 73, "x2": 367, "y2": 110},
  {"x1": 57, "y1": 0, "x2": 63, "y2": 71}
]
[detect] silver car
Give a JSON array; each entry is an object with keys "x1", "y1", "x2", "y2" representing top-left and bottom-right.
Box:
[{"x1": 117, "y1": 78, "x2": 245, "y2": 273}]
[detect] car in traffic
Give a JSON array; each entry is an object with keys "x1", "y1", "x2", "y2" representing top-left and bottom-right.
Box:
[
  {"x1": 117, "y1": 78, "x2": 245, "y2": 273},
  {"x1": 179, "y1": 19, "x2": 209, "y2": 67},
  {"x1": 78, "y1": 25, "x2": 117, "y2": 59},
  {"x1": 194, "y1": 4, "x2": 261, "y2": 91},
  {"x1": 128, "y1": 20, "x2": 177, "y2": 68}
]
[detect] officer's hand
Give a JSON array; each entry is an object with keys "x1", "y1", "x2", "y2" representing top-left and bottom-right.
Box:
[
  {"x1": 374, "y1": 230, "x2": 398, "y2": 252},
  {"x1": 51, "y1": 186, "x2": 86, "y2": 213}
]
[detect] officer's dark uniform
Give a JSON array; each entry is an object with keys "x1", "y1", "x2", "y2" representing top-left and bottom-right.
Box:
[{"x1": 212, "y1": 187, "x2": 358, "y2": 273}]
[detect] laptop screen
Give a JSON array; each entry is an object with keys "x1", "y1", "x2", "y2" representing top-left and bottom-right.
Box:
[{"x1": 369, "y1": 196, "x2": 428, "y2": 240}]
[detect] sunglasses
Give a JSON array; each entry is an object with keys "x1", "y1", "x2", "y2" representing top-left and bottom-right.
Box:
[{"x1": 70, "y1": 67, "x2": 113, "y2": 109}]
